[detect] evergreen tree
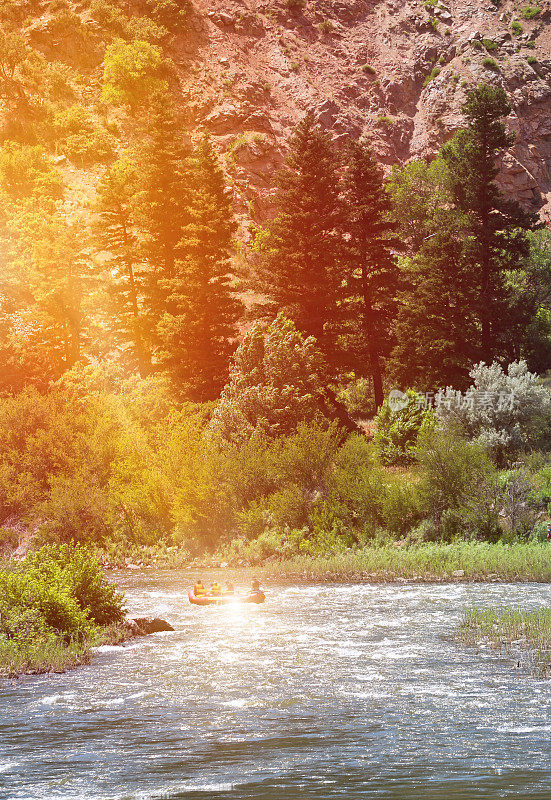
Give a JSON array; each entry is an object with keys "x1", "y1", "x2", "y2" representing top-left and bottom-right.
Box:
[
  {"x1": 441, "y1": 84, "x2": 539, "y2": 362},
  {"x1": 136, "y1": 94, "x2": 191, "y2": 306},
  {"x1": 388, "y1": 227, "x2": 479, "y2": 390},
  {"x1": 341, "y1": 139, "x2": 398, "y2": 409},
  {"x1": 95, "y1": 156, "x2": 151, "y2": 377},
  {"x1": 156, "y1": 136, "x2": 242, "y2": 401},
  {"x1": 250, "y1": 114, "x2": 345, "y2": 360}
]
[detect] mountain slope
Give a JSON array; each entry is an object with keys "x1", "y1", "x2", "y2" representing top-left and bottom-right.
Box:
[
  {"x1": 171, "y1": 0, "x2": 551, "y2": 221},
  {"x1": 2, "y1": 0, "x2": 551, "y2": 224}
]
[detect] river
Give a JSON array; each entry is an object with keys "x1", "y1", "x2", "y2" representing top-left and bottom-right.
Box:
[{"x1": 1, "y1": 574, "x2": 550, "y2": 800}]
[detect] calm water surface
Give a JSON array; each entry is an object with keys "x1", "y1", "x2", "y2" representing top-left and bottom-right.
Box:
[{"x1": 1, "y1": 574, "x2": 550, "y2": 800}]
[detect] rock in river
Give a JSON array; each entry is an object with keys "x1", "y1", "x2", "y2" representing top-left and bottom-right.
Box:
[{"x1": 128, "y1": 617, "x2": 175, "y2": 636}]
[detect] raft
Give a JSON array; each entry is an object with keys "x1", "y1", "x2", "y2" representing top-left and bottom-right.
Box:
[{"x1": 188, "y1": 589, "x2": 265, "y2": 606}]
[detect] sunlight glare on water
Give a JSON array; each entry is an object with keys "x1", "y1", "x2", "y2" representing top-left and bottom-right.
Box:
[{"x1": 0, "y1": 574, "x2": 550, "y2": 800}]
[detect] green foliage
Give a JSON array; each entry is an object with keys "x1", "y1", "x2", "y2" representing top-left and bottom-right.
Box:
[
  {"x1": 143, "y1": 0, "x2": 190, "y2": 27},
  {"x1": 391, "y1": 83, "x2": 539, "y2": 392},
  {"x1": 22, "y1": 544, "x2": 125, "y2": 625},
  {"x1": 482, "y1": 57, "x2": 499, "y2": 71},
  {"x1": 247, "y1": 114, "x2": 345, "y2": 360},
  {"x1": 387, "y1": 156, "x2": 451, "y2": 253},
  {"x1": 0, "y1": 142, "x2": 62, "y2": 201},
  {"x1": 482, "y1": 38, "x2": 499, "y2": 51},
  {"x1": 437, "y1": 360, "x2": 551, "y2": 463},
  {"x1": 90, "y1": 0, "x2": 168, "y2": 41},
  {"x1": 415, "y1": 425, "x2": 501, "y2": 540},
  {"x1": 0, "y1": 544, "x2": 123, "y2": 645},
  {"x1": 526, "y1": 55, "x2": 538, "y2": 65},
  {"x1": 520, "y1": 6, "x2": 541, "y2": 20},
  {"x1": 511, "y1": 19, "x2": 523, "y2": 34},
  {"x1": 209, "y1": 314, "x2": 329, "y2": 445},
  {"x1": 155, "y1": 135, "x2": 242, "y2": 401},
  {"x1": 340, "y1": 138, "x2": 397, "y2": 408},
  {"x1": 0, "y1": 543, "x2": 124, "y2": 675},
  {"x1": 460, "y1": 606, "x2": 551, "y2": 677},
  {"x1": 101, "y1": 38, "x2": 167, "y2": 109},
  {"x1": 52, "y1": 105, "x2": 114, "y2": 165},
  {"x1": 423, "y1": 66, "x2": 441, "y2": 86},
  {"x1": 373, "y1": 390, "x2": 433, "y2": 466},
  {"x1": 361, "y1": 63, "x2": 376, "y2": 75}
]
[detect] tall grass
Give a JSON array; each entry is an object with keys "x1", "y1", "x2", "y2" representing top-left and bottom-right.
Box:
[
  {"x1": 256, "y1": 542, "x2": 551, "y2": 582},
  {"x1": 459, "y1": 606, "x2": 551, "y2": 677},
  {"x1": 0, "y1": 634, "x2": 91, "y2": 678}
]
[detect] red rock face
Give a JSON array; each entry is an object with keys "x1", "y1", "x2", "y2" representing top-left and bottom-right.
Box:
[{"x1": 171, "y1": 0, "x2": 551, "y2": 223}]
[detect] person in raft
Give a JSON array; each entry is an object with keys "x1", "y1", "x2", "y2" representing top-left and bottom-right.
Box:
[
  {"x1": 209, "y1": 581, "x2": 222, "y2": 597},
  {"x1": 224, "y1": 580, "x2": 235, "y2": 596},
  {"x1": 193, "y1": 579, "x2": 206, "y2": 597},
  {"x1": 246, "y1": 579, "x2": 264, "y2": 599}
]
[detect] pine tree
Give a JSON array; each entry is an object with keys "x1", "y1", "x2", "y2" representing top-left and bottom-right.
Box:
[
  {"x1": 156, "y1": 136, "x2": 242, "y2": 401},
  {"x1": 341, "y1": 139, "x2": 398, "y2": 409},
  {"x1": 441, "y1": 84, "x2": 539, "y2": 362},
  {"x1": 388, "y1": 227, "x2": 479, "y2": 390},
  {"x1": 135, "y1": 95, "x2": 191, "y2": 311},
  {"x1": 95, "y1": 156, "x2": 151, "y2": 377},
  {"x1": 250, "y1": 114, "x2": 345, "y2": 360}
]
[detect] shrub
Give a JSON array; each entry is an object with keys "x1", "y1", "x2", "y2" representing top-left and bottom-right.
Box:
[
  {"x1": 500, "y1": 467, "x2": 538, "y2": 540},
  {"x1": 90, "y1": 0, "x2": 167, "y2": 41},
  {"x1": 526, "y1": 55, "x2": 537, "y2": 64},
  {"x1": 22, "y1": 544, "x2": 125, "y2": 626},
  {"x1": 423, "y1": 67, "x2": 441, "y2": 86},
  {"x1": 415, "y1": 425, "x2": 501, "y2": 539},
  {"x1": 337, "y1": 376, "x2": 374, "y2": 418},
  {"x1": 318, "y1": 20, "x2": 334, "y2": 33},
  {"x1": 101, "y1": 38, "x2": 168, "y2": 109},
  {"x1": 511, "y1": 20, "x2": 523, "y2": 34},
  {"x1": 0, "y1": 142, "x2": 62, "y2": 200},
  {"x1": 144, "y1": 0, "x2": 190, "y2": 26},
  {"x1": 53, "y1": 105, "x2": 113, "y2": 166},
  {"x1": 520, "y1": 6, "x2": 541, "y2": 19},
  {"x1": 471, "y1": 40, "x2": 484, "y2": 50},
  {"x1": 361, "y1": 63, "x2": 376, "y2": 75},
  {"x1": 482, "y1": 57, "x2": 499, "y2": 71},
  {"x1": 373, "y1": 390, "x2": 433, "y2": 466},
  {"x1": 208, "y1": 314, "x2": 330, "y2": 445},
  {"x1": 482, "y1": 38, "x2": 499, "y2": 51},
  {"x1": 437, "y1": 360, "x2": 551, "y2": 463}
]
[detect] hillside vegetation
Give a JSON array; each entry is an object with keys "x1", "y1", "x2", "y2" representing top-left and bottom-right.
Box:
[{"x1": 1, "y1": 2, "x2": 551, "y2": 567}]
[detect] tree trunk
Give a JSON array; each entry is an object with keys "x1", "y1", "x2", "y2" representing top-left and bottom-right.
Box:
[
  {"x1": 318, "y1": 385, "x2": 363, "y2": 435},
  {"x1": 362, "y1": 263, "x2": 385, "y2": 410}
]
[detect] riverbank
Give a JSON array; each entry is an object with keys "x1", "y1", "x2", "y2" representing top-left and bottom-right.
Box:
[
  {"x1": 0, "y1": 623, "x2": 131, "y2": 680},
  {"x1": 458, "y1": 606, "x2": 551, "y2": 678},
  {"x1": 103, "y1": 542, "x2": 551, "y2": 583},
  {"x1": 0, "y1": 544, "x2": 127, "y2": 679}
]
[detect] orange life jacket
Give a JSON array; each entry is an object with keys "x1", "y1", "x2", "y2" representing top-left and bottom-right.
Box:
[
  {"x1": 194, "y1": 582, "x2": 206, "y2": 596},
  {"x1": 210, "y1": 583, "x2": 221, "y2": 596}
]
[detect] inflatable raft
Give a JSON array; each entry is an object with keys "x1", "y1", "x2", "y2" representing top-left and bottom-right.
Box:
[{"x1": 188, "y1": 589, "x2": 265, "y2": 606}]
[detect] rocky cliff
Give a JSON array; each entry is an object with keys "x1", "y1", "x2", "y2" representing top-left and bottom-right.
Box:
[
  {"x1": 171, "y1": 0, "x2": 551, "y2": 222},
  {"x1": 10, "y1": 0, "x2": 551, "y2": 223}
]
